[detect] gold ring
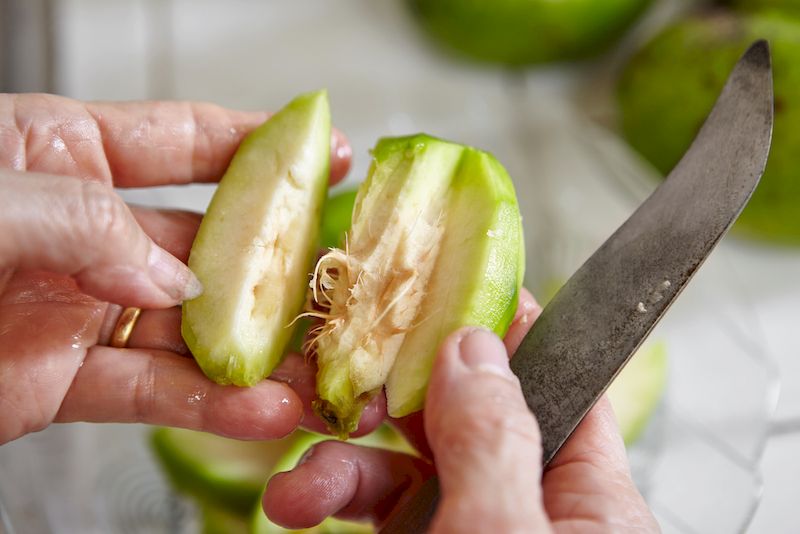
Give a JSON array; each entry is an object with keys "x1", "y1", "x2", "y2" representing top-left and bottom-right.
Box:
[{"x1": 110, "y1": 307, "x2": 142, "y2": 348}]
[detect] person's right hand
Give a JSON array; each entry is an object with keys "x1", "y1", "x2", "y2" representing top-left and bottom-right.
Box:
[{"x1": 264, "y1": 290, "x2": 660, "y2": 533}]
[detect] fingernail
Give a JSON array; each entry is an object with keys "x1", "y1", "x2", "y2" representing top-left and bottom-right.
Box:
[
  {"x1": 295, "y1": 445, "x2": 316, "y2": 468},
  {"x1": 458, "y1": 328, "x2": 516, "y2": 381},
  {"x1": 148, "y1": 245, "x2": 203, "y2": 302}
]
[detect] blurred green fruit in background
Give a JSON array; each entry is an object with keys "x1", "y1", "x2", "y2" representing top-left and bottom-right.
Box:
[
  {"x1": 406, "y1": 0, "x2": 654, "y2": 66},
  {"x1": 618, "y1": 9, "x2": 800, "y2": 245},
  {"x1": 727, "y1": 0, "x2": 800, "y2": 14}
]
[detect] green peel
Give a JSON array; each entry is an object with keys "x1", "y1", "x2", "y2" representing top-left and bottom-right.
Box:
[
  {"x1": 305, "y1": 134, "x2": 524, "y2": 438},
  {"x1": 182, "y1": 90, "x2": 331, "y2": 385}
]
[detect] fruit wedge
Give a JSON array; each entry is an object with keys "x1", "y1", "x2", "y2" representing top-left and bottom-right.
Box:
[
  {"x1": 182, "y1": 90, "x2": 331, "y2": 385},
  {"x1": 304, "y1": 134, "x2": 525, "y2": 437}
]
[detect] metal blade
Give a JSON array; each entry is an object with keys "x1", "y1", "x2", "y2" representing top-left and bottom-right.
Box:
[
  {"x1": 381, "y1": 40, "x2": 773, "y2": 534},
  {"x1": 513, "y1": 39, "x2": 773, "y2": 465}
]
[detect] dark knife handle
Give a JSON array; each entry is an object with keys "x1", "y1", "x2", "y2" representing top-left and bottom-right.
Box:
[{"x1": 380, "y1": 476, "x2": 440, "y2": 534}]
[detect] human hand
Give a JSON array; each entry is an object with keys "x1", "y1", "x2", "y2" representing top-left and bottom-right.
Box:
[
  {"x1": 263, "y1": 289, "x2": 660, "y2": 533},
  {"x1": 0, "y1": 93, "x2": 358, "y2": 445}
]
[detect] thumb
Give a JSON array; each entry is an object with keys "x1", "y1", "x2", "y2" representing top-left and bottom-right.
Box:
[
  {"x1": 424, "y1": 327, "x2": 552, "y2": 534},
  {"x1": 1, "y1": 170, "x2": 201, "y2": 307}
]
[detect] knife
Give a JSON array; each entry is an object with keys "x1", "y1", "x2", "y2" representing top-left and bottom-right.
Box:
[{"x1": 380, "y1": 40, "x2": 774, "y2": 534}]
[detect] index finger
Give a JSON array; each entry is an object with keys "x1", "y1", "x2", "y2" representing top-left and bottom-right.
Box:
[
  {"x1": 2, "y1": 94, "x2": 351, "y2": 187},
  {"x1": 88, "y1": 100, "x2": 352, "y2": 187}
]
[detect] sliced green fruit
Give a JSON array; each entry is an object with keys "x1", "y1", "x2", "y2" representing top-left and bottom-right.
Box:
[
  {"x1": 407, "y1": 0, "x2": 653, "y2": 66},
  {"x1": 182, "y1": 90, "x2": 331, "y2": 385},
  {"x1": 150, "y1": 427, "x2": 295, "y2": 515},
  {"x1": 607, "y1": 341, "x2": 668, "y2": 446},
  {"x1": 617, "y1": 10, "x2": 800, "y2": 244},
  {"x1": 305, "y1": 134, "x2": 525, "y2": 437},
  {"x1": 201, "y1": 504, "x2": 251, "y2": 534}
]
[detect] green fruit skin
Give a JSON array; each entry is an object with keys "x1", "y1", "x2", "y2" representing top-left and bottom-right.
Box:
[
  {"x1": 408, "y1": 0, "x2": 653, "y2": 65},
  {"x1": 618, "y1": 10, "x2": 800, "y2": 245},
  {"x1": 313, "y1": 134, "x2": 524, "y2": 432},
  {"x1": 730, "y1": 0, "x2": 800, "y2": 14},
  {"x1": 150, "y1": 427, "x2": 292, "y2": 516},
  {"x1": 182, "y1": 90, "x2": 331, "y2": 385},
  {"x1": 384, "y1": 138, "x2": 524, "y2": 418},
  {"x1": 202, "y1": 505, "x2": 251, "y2": 534},
  {"x1": 320, "y1": 189, "x2": 359, "y2": 249}
]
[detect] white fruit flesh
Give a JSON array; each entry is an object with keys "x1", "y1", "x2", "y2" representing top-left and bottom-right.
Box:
[
  {"x1": 310, "y1": 143, "x2": 462, "y2": 398},
  {"x1": 183, "y1": 91, "x2": 330, "y2": 386},
  {"x1": 386, "y1": 150, "x2": 524, "y2": 416},
  {"x1": 307, "y1": 136, "x2": 523, "y2": 436}
]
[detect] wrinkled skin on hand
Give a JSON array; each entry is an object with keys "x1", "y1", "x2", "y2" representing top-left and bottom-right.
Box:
[
  {"x1": 263, "y1": 290, "x2": 661, "y2": 533},
  {"x1": 0, "y1": 94, "x2": 364, "y2": 444}
]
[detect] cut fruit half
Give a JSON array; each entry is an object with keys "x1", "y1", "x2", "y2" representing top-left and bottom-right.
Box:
[
  {"x1": 305, "y1": 134, "x2": 525, "y2": 437},
  {"x1": 182, "y1": 90, "x2": 331, "y2": 386}
]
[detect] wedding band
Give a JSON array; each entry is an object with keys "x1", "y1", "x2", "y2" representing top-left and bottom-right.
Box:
[{"x1": 110, "y1": 307, "x2": 142, "y2": 348}]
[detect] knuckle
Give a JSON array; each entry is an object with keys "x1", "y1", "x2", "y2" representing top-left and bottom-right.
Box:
[
  {"x1": 77, "y1": 180, "x2": 130, "y2": 243},
  {"x1": 432, "y1": 384, "x2": 541, "y2": 454},
  {"x1": 132, "y1": 354, "x2": 157, "y2": 422}
]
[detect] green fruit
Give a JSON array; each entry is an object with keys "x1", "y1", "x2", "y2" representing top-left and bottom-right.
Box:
[
  {"x1": 320, "y1": 189, "x2": 358, "y2": 249},
  {"x1": 201, "y1": 504, "x2": 251, "y2": 534},
  {"x1": 617, "y1": 11, "x2": 800, "y2": 244},
  {"x1": 182, "y1": 90, "x2": 331, "y2": 385},
  {"x1": 728, "y1": 0, "x2": 800, "y2": 14},
  {"x1": 305, "y1": 134, "x2": 525, "y2": 437},
  {"x1": 607, "y1": 342, "x2": 668, "y2": 445},
  {"x1": 150, "y1": 427, "x2": 295, "y2": 515},
  {"x1": 407, "y1": 0, "x2": 653, "y2": 66}
]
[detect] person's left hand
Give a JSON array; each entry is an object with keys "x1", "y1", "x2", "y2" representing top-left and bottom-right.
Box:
[{"x1": 0, "y1": 93, "x2": 356, "y2": 445}]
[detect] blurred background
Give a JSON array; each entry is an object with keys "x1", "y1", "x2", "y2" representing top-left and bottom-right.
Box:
[{"x1": 1, "y1": 0, "x2": 800, "y2": 532}]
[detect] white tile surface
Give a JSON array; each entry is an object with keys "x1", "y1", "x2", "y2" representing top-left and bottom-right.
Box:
[{"x1": 55, "y1": 0, "x2": 150, "y2": 100}]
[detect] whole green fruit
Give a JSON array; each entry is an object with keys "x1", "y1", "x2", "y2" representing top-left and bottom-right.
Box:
[
  {"x1": 618, "y1": 10, "x2": 800, "y2": 244},
  {"x1": 407, "y1": 0, "x2": 654, "y2": 66},
  {"x1": 728, "y1": 0, "x2": 800, "y2": 14}
]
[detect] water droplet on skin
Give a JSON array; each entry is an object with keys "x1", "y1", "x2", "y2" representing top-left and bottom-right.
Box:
[
  {"x1": 187, "y1": 392, "x2": 206, "y2": 404},
  {"x1": 51, "y1": 137, "x2": 67, "y2": 152}
]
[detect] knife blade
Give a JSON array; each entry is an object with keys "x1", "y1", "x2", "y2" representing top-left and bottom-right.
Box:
[{"x1": 380, "y1": 40, "x2": 773, "y2": 534}]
